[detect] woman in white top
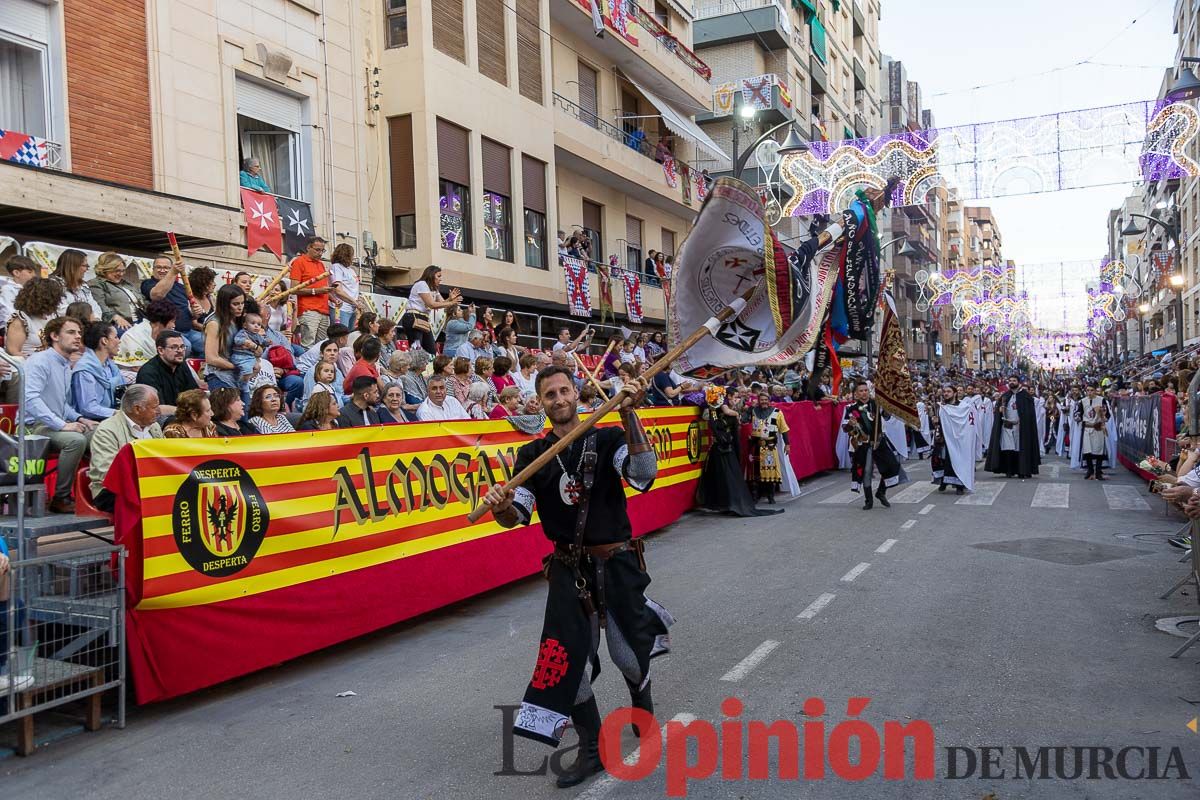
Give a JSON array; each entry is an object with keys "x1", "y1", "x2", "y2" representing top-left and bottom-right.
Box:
[
  {"x1": 402, "y1": 265, "x2": 461, "y2": 353},
  {"x1": 512, "y1": 353, "x2": 538, "y2": 396},
  {"x1": 328, "y1": 243, "x2": 361, "y2": 328},
  {"x1": 6, "y1": 277, "x2": 64, "y2": 359},
  {"x1": 50, "y1": 249, "x2": 103, "y2": 319}
]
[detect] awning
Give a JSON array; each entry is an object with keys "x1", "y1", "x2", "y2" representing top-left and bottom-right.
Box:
[
  {"x1": 793, "y1": 0, "x2": 817, "y2": 17},
  {"x1": 624, "y1": 76, "x2": 730, "y2": 163},
  {"x1": 811, "y1": 15, "x2": 828, "y2": 64}
]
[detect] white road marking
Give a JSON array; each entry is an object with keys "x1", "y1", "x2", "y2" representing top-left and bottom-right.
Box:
[
  {"x1": 720, "y1": 640, "x2": 780, "y2": 682},
  {"x1": 890, "y1": 482, "x2": 937, "y2": 503},
  {"x1": 918, "y1": 503, "x2": 935, "y2": 515},
  {"x1": 819, "y1": 489, "x2": 861, "y2": 505},
  {"x1": 900, "y1": 519, "x2": 917, "y2": 530},
  {"x1": 576, "y1": 712, "x2": 698, "y2": 800},
  {"x1": 797, "y1": 592, "x2": 836, "y2": 620},
  {"x1": 876, "y1": 539, "x2": 898, "y2": 553},
  {"x1": 1031, "y1": 482, "x2": 1070, "y2": 508},
  {"x1": 1048, "y1": 464, "x2": 1061, "y2": 478},
  {"x1": 1103, "y1": 484, "x2": 1151, "y2": 512},
  {"x1": 841, "y1": 562, "x2": 871, "y2": 582},
  {"x1": 956, "y1": 482, "x2": 1005, "y2": 506}
]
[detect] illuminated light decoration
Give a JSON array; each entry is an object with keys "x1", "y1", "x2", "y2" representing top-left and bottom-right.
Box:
[
  {"x1": 779, "y1": 100, "x2": 1200, "y2": 215},
  {"x1": 1017, "y1": 331, "x2": 1090, "y2": 371}
]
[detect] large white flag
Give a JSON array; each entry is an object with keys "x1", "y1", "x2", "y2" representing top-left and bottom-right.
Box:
[{"x1": 939, "y1": 403, "x2": 977, "y2": 492}]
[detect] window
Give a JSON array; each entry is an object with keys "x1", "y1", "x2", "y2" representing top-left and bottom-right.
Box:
[
  {"x1": 236, "y1": 78, "x2": 306, "y2": 200},
  {"x1": 437, "y1": 118, "x2": 472, "y2": 252},
  {"x1": 578, "y1": 61, "x2": 599, "y2": 128},
  {"x1": 385, "y1": 0, "x2": 408, "y2": 48},
  {"x1": 388, "y1": 115, "x2": 416, "y2": 248},
  {"x1": 516, "y1": 0, "x2": 543, "y2": 104},
  {"x1": 653, "y1": 1, "x2": 670, "y2": 28},
  {"x1": 523, "y1": 155, "x2": 547, "y2": 269},
  {"x1": 432, "y1": 0, "x2": 466, "y2": 63},
  {"x1": 661, "y1": 229, "x2": 676, "y2": 259},
  {"x1": 582, "y1": 199, "x2": 603, "y2": 263},
  {"x1": 0, "y1": 37, "x2": 49, "y2": 138},
  {"x1": 482, "y1": 138, "x2": 512, "y2": 261},
  {"x1": 626, "y1": 215, "x2": 643, "y2": 275},
  {"x1": 477, "y1": 0, "x2": 506, "y2": 86}
]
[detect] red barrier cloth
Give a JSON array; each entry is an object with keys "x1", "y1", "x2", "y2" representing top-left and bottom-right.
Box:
[{"x1": 739, "y1": 400, "x2": 843, "y2": 481}]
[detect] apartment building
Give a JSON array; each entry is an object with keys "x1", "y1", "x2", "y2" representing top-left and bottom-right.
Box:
[
  {"x1": 1171, "y1": 0, "x2": 1200, "y2": 347},
  {"x1": 0, "y1": 0, "x2": 368, "y2": 283},
  {"x1": 1106, "y1": 193, "x2": 1146, "y2": 359}
]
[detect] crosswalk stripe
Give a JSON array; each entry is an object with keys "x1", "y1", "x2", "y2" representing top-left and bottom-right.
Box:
[
  {"x1": 1047, "y1": 464, "x2": 1061, "y2": 478},
  {"x1": 890, "y1": 482, "x2": 937, "y2": 504},
  {"x1": 819, "y1": 489, "x2": 860, "y2": 504},
  {"x1": 956, "y1": 481, "x2": 1006, "y2": 506},
  {"x1": 1103, "y1": 484, "x2": 1151, "y2": 512},
  {"x1": 1031, "y1": 482, "x2": 1070, "y2": 508}
]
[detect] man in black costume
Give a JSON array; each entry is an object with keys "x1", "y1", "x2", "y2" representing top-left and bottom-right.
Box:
[
  {"x1": 482, "y1": 367, "x2": 672, "y2": 788},
  {"x1": 985, "y1": 376, "x2": 1040, "y2": 479},
  {"x1": 843, "y1": 382, "x2": 902, "y2": 510},
  {"x1": 695, "y1": 385, "x2": 782, "y2": 516}
]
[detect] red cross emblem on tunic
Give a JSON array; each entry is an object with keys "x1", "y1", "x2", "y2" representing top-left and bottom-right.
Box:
[
  {"x1": 724, "y1": 256, "x2": 748, "y2": 271},
  {"x1": 531, "y1": 638, "x2": 569, "y2": 689}
]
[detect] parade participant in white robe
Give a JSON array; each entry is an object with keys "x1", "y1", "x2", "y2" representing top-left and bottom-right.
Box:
[
  {"x1": 883, "y1": 413, "x2": 909, "y2": 460},
  {"x1": 1066, "y1": 389, "x2": 1084, "y2": 469},
  {"x1": 914, "y1": 398, "x2": 933, "y2": 458},
  {"x1": 1076, "y1": 383, "x2": 1110, "y2": 480},
  {"x1": 1034, "y1": 392, "x2": 1047, "y2": 453},
  {"x1": 835, "y1": 404, "x2": 853, "y2": 470}
]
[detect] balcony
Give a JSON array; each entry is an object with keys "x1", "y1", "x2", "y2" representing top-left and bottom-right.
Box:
[
  {"x1": 697, "y1": 76, "x2": 794, "y2": 126},
  {"x1": 694, "y1": 0, "x2": 791, "y2": 51},
  {"x1": 852, "y1": 1, "x2": 866, "y2": 37},
  {"x1": 853, "y1": 57, "x2": 868, "y2": 92},
  {"x1": 854, "y1": 112, "x2": 868, "y2": 138},
  {"x1": 552, "y1": 93, "x2": 698, "y2": 214},
  {"x1": 551, "y1": 0, "x2": 712, "y2": 109},
  {"x1": 810, "y1": 56, "x2": 828, "y2": 94}
]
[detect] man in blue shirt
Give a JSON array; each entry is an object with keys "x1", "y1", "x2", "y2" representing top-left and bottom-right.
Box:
[
  {"x1": 23, "y1": 317, "x2": 98, "y2": 513},
  {"x1": 142, "y1": 254, "x2": 205, "y2": 356}
]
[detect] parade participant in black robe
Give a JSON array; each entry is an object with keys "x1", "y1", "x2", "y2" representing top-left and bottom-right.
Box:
[
  {"x1": 695, "y1": 386, "x2": 782, "y2": 517},
  {"x1": 930, "y1": 384, "x2": 965, "y2": 495},
  {"x1": 843, "y1": 381, "x2": 902, "y2": 510},
  {"x1": 985, "y1": 376, "x2": 1040, "y2": 479},
  {"x1": 482, "y1": 367, "x2": 672, "y2": 789}
]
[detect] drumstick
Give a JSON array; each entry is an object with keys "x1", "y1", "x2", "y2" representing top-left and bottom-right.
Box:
[
  {"x1": 256, "y1": 260, "x2": 293, "y2": 302},
  {"x1": 584, "y1": 340, "x2": 616, "y2": 403},
  {"x1": 167, "y1": 233, "x2": 196, "y2": 302},
  {"x1": 265, "y1": 271, "x2": 330, "y2": 304}
]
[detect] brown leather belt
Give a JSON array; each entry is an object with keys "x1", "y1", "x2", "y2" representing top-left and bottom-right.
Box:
[{"x1": 553, "y1": 539, "x2": 642, "y2": 562}]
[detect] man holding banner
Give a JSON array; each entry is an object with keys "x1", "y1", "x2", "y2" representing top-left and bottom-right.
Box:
[
  {"x1": 844, "y1": 381, "x2": 903, "y2": 510},
  {"x1": 482, "y1": 367, "x2": 672, "y2": 788}
]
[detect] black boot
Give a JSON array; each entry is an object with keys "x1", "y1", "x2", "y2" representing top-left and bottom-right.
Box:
[
  {"x1": 875, "y1": 482, "x2": 890, "y2": 508},
  {"x1": 627, "y1": 678, "x2": 653, "y2": 737},
  {"x1": 937, "y1": 483, "x2": 947, "y2": 492},
  {"x1": 862, "y1": 490, "x2": 873, "y2": 510},
  {"x1": 557, "y1": 698, "x2": 605, "y2": 788},
  {"x1": 955, "y1": 486, "x2": 965, "y2": 495}
]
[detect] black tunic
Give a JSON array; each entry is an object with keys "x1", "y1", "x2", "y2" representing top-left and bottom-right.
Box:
[
  {"x1": 984, "y1": 390, "x2": 1041, "y2": 476},
  {"x1": 695, "y1": 407, "x2": 782, "y2": 517}
]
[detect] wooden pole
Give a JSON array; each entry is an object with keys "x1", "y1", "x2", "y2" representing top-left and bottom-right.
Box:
[
  {"x1": 167, "y1": 232, "x2": 196, "y2": 303},
  {"x1": 466, "y1": 289, "x2": 754, "y2": 523},
  {"x1": 256, "y1": 260, "x2": 293, "y2": 302},
  {"x1": 266, "y1": 270, "x2": 330, "y2": 304},
  {"x1": 584, "y1": 339, "x2": 617, "y2": 403}
]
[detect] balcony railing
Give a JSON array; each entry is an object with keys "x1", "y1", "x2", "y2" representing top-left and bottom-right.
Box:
[
  {"x1": 694, "y1": 0, "x2": 792, "y2": 36},
  {"x1": 560, "y1": 253, "x2": 663, "y2": 288},
  {"x1": 630, "y1": 3, "x2": 713, "y2": 80}
]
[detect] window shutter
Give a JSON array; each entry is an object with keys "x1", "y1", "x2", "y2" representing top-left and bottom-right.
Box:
[
  {"x1": 626, "y1": 216, "x2": 642, "y2": 247},
  {"x1": 516, "y1": 0, "x2": 543, "y2": 104},
  {"x1": 578, "y1": 62, "x2": 599, "y2": 121},
  {"x1": 477, "y1": 0, "x2": 507, "y2": 86},
  {"x1": 582, "y1": 200, "x2": 602, "y2": 232},
  {"x1": 521, "y1": 155, "x2": 546, "y2": 213},
  {"x1": 388, "y1": 115, "x2": 415, "y2": 216},
  {"x1": 1, "y1": 0, "x2": 50, "y2": 43},
  {"x1": 236, "y1": 78, "x2": 302, "y2": 132},
  {"x1": 481, "y1": 138, "x2": 511, "y2": 195},
  {"x1": 432, "y1": 0, "x2": 466, "y2": 63},
  {"x1": 437, "y1": 118, "x2": 470, "y2": 185},
  {"x1": 661, "y1": 229, "x2": 675, "y2": 257}
]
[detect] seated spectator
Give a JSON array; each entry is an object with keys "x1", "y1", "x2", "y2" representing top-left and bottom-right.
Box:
[
  {"x1": 402, "y1": 350, "x2": 430, "y2": 404},
  {"x1": 379, "y1": 384, "x2": 409, "y2": 424},
  {"x1": 116, "y1": 299, "x2": 178, "y2": 370},
  {"x1": 233, "y1": 271, "x2": 255, "y2": 294},
  {"x1": 163, "y1": 389, "x2": 216, "y2": 438},
  {"x1": 347, "y1": 312, "x2": 379, "y2": 349},
  {"x1": 231, "y1": 310, "x2": 273, "y2": 395},
  {"x1": 649, "y1": 361, "x2": 681, "y2": 406},
  {"x1": 449, "y1": 356, "x2": 471, "y2": 404},
  {"x1": 455, "y1": 329, "x2": 490, "y2": 363},
  {"x1": 416, "y1": 375, "x2": 469, "y2": 421},
  {"x1": 343, "y1": 336, "x2": 384, "y2": 394},
  {"x1": 297, "y1": 391, "x2": 340, "y2": 431},
  {"x1": 87, "y1": 385, "x2": 163, "y2": 512},
  {"x1": 296, "y1": 324, "x2": 351, "y2": 375},
  {"x1": 51, "y1": 249, "x2": 103, "y2": 320},
  {"x1": 301, "y1": 339, "x2": 347, "y2": 407},
  {"x1": 210, "y1": 387, "x2": 256, "y2": 436},
  {"x1": 472, "y1": 356, "x2": 494, "y2": 391},
  {"x1": 380, "y1": 350, "x2": 409, "y2": 389},
  {"x1": 188, "y1": 267, "x2": 218, "y2": 335},
  {"x1": 432, "y1": 353, "x2": 454, "y2": 382},
  {"x1": 378, "y1": 318, "x2": 397, "y2": 364},
  {"x1": 491, "y1": 356, "x2": 516, "y2": 395},
  {"x1": 143, "y1": 252, "x2": 204, "y2": 355},
  {"x1": 89, "y1": 252, "x2": 143, "y2": 333},
  {"x1": 23, "y1": 316, "x2": 98, "y2": 513},
  {"x1": 444, "y1": 303, "x2": 477, "y2": 355},
  {"x1": 0, "y1": 255, "x2": 37, "y2": 331},
  {"x1": 489, "y1": 385, "x2": 522, "y2": 419},
  {"x1": 309, "y1": 361, "x2": 344, "y2": 407},
  {"x1": 247, "y1": 385, "x2": 295, "y2": 434},
  {"x1": 578, "y1": 383, "x2": 601, "y2": 413},
  {"x1": 464, "y1": 382, "x2": 492, "y2": 420},
  {"x1": 513, "y1": 353, "x2": 538, "y2": 396},
  {"x1": 239, "y1": 157, "x2": 271, "y2": 192},
  {"x1": 135, "y1": 331, "x2": 200, "y2": 416},
  {"x1": 65, "y1": 301, "x2": 97, "y2": 329},
  {"x1": 340, "y1": 375, "x2": 383, "y2": 427},
  {"x1": 6, "y1": 277, "x2": 65, "y2": 359},
  {"x1": 265, "y1": 337, "x2": 303, "y2": 411},
  {"x1": 601, "y1": 361, "x2": 638, "y2": 395},
  {"x1": 71, "y1": 322, "x2": 122, "y2": 421}
]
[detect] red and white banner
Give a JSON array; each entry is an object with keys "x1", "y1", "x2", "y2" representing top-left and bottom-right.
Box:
[
  {"x1": 561, "y1": 255, "x2": 591, "y2": 317},
  {"x1": 621, "y1": 269, "x2": 643, "y2": 323},
  {"x1": 240, "y1": 189, "x2": 283, "y2": 260},
  {"x1": 662, "y1": 153, "x2": 678, "y2": 188}
]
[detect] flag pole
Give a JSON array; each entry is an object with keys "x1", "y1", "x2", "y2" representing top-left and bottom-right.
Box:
[{"x1": 466, "y1": 288, "x2": 755, "y2": 524}]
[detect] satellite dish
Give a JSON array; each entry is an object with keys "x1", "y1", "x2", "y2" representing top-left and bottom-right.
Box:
[{"x1": 755, "y1": 139, "x2": 781, "y2": 171}]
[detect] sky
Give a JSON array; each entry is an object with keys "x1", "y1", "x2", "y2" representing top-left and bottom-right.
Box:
[{"x1": 878, "y1": 0, "x2": 1178, "y2": 330}]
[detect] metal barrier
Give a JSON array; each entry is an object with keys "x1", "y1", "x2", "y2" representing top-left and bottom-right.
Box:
[
  {"x1": 0, "y1": 350, "x2": 29, "y2": 562},
  {"x1": 1, "y1": 544, "x2": 126, "y2": 754}
]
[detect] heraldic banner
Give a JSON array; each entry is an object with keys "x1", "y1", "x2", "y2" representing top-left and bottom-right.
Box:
[{"x1": 107, "y1": 408, "x2": 707, "y2": 703}]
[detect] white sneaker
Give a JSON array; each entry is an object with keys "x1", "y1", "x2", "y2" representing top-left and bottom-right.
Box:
[{"x1": 0, "y1": 674, "x2": 34, "y2": 692}]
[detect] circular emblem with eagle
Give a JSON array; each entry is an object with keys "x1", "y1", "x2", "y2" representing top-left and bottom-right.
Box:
[{"x1": 173, "y1": 459, "x2": 269, "y2": 577}]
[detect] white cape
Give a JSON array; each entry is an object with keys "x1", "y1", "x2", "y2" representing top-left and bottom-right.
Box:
[
  {"x1": 938, "y1": 403, "x2": 977, "y2": 492},
  {"x1": 1067, "y1": 400, "x2": 1083, "y2": 469},
  {"x1": 835, "y1": 405, "x2": 852, "y2": 470},
  {"x1": 1035, "y1": 397, "x2": 1046, "y2": 453},
  {"x1": 883, "y1": 415, "x2": 909, "y2": 461}
]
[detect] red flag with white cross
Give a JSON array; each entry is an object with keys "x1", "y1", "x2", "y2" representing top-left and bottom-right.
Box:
[{"x1": 240, "y1": 189, "x2": 283, "y2": 260}]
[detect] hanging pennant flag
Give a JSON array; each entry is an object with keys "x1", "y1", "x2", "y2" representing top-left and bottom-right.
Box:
[
  {"x1": 276, "y1": 197, "x2": 316, "y2": 260},
  {"x1": 662, "y1": 153, "x2": 678, "y2": 187},
  {"x1": 696, "y1": 171, "x2": 710, "y2": 200},
  {"x1": 608, "y1": 0, "x2": 630, "y2": 36},
  {"x1": 0, "y1": 129, "x2": 49, "y2": 167},
  {"x1": 622, "y1": 269, "x2": 643, "y2": 323},
  {"x1": 240, "y1": 189, "x2": 283, "y2": 260},
  {"x1": 589, "y1": 0, "x2": 605, "y2": 36},
  {"x1": 713, "y1": 83, "x2": 736, "y2": 116},
  {"x1": 873, "y1": 292, "x2": 920, "y2": 429},
  {"x1": 597, "y1": 256, "x2": 616, "y2": 324},
  {"x1": 561, "y1": 255, "x2": 592, "y2": 316},
  {"x1": 740, "y1": 74, "x2": 775, "y2": 110}
]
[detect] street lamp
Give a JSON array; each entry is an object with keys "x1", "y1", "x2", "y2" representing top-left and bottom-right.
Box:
[
  {"x1": 1121, "y1": 210, "x2": 1185, "y2": 353},
  {"x1": 1166, "y1": 57, "x2": 1200, "y2": 103},
  {"x1": 730, "y1": 97, "x2": 810, "y2": 180}
]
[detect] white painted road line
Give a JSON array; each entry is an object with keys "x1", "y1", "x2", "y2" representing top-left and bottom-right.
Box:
[
  {"x1": 876, "y1": 539, "x2": 898, "y2": 554},
  {"x1": 577, "y1": 712, "x2": 698, "y2": 800},
  {"x1": 1048, "y1": 464, "x2": 1061, "y2": 478},
  {"x1": 1103, "y1": 484, "x2": 1152, "y2": 512},
  {"x1": 1032, "y1": 482, "x2": 1070, "y2": 508},
  {"x1": 900, "y1": 519, "x2": 917, "y2": 530},
  {"x1": 956, "y1": 481, "x2": 1005, "y2": 506},
  {"x1": 918, "y1": 503, "x2": 935, "y2": 515},
  {"x1": 720, "y1": 640, "x2": 781, "y2": 682},
  {"x1": 820, "y1": 489, "x2": 861, "y2": 505},
  {"x1": 797, "y1": 592, "x2": 836, "y2": 620},
  {"x1": 890, "y1": 482, "x2": 937, "y2": 504},
  {"x1": 841, "y1": 562, "x2": 871, "y2": 582}
]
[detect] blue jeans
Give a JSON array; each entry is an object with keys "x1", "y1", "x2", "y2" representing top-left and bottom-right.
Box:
[
  {"x1": 280, "y1": 374, "x2": 304, "y2": 411},
  {"x1": 205, "y1": 373, "x2": 249, "y2": 409},
  {"x1": 181, "y1": 328, "x2": 205, "y2": 358}
]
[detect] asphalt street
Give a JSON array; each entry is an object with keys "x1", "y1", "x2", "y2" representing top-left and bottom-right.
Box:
[{"x1": 3, "y1": 454, "x2": 1199, "y2": 799}]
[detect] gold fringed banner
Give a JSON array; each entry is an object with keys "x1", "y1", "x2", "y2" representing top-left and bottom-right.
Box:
[{"x1": 873, "y1": 293, "x2": 920, "y2": 430}]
